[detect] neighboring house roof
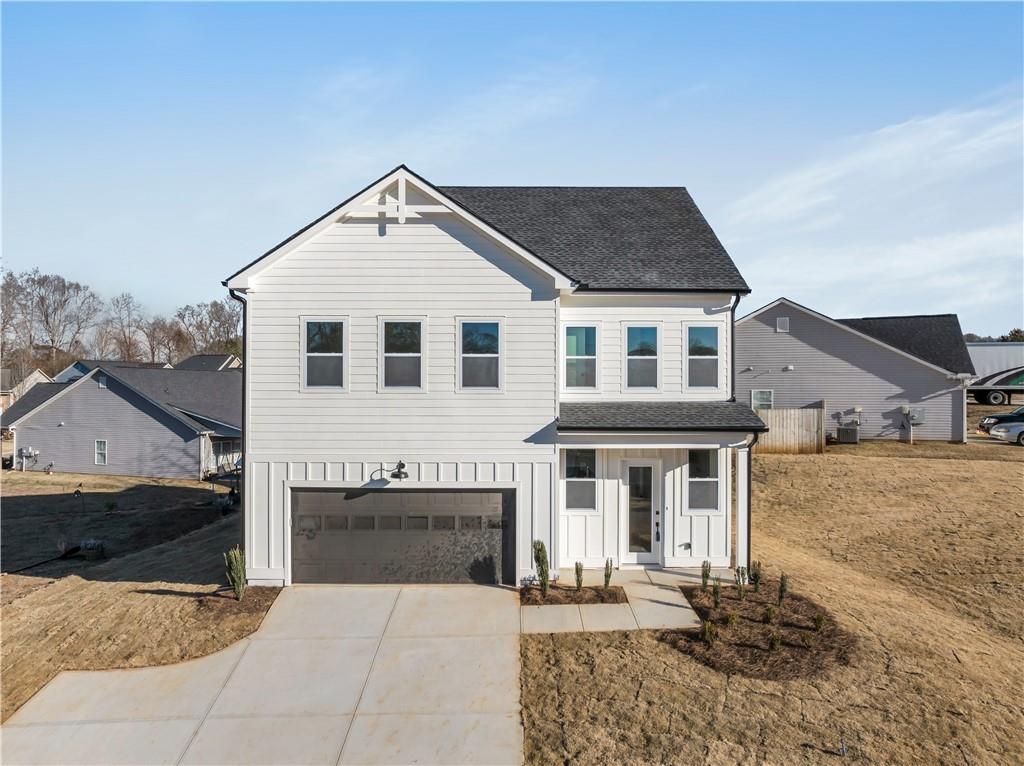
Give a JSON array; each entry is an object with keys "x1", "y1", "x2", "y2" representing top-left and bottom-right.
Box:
[
  {"x1": 78, "y1": 360, "x2": 172, "y2": 371},
  {"x1": 837, "y1": 315, "x2": 975, "y2": 375},
  {"x1": 224, "y1": 165, "x2": 748, "y2": 294},
  {"x1": 558, "y1": 401, "x2": 767, "y2": 432},
  {"x1": 1, "y1": 383, "x2": 72, "y2": 426},
  {"x1": 175, "y1": 354, "x2": 240, "y2": 371},
  {"x1": 439, "y1": 186, "x2": 749, "y2": 293},
  {"x1": 1, "y1": 368, "x2": 52, "y2": 392},
  {"x1": 738, "y1": 298, "x2": 975, "y2": 376}
]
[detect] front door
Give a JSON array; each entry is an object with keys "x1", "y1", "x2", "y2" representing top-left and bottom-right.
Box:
[{"x1": 622, "y1": 462, "x2": 660, "y2": 565}]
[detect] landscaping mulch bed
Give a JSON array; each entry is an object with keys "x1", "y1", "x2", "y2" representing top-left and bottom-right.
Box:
[
  {"x1": 520, "y1": 584, "x2": 628, "y2": 605},
  {"x1": 665, "y1": 576, "x2": 856, "y2": 681}
]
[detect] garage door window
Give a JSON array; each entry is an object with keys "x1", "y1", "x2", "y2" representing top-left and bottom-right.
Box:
[
  {"x1": 380, "y1": 515, "x2": 402, "y2": 530},
  {"x1": 407, "y1": 515, "x2": 429, "y2": 530},
  {"x1": 352, "y1": 516, "x2": 375, "y2": 531},
  {"x1": 325, "y1": 515, "x2": 348, "y2": 531}
]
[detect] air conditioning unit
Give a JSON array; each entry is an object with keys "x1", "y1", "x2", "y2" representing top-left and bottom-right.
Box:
[{"x1": 835, "y1": 425, "x2": 860, "y2": 444}]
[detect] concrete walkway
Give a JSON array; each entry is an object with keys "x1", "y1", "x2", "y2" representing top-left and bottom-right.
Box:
[
  {"x1": 520, "y1": 567, "x2": 715, "y2": 633},
  {"x1": 2, "y1": 586, "x2": 523, "y2": 766}
]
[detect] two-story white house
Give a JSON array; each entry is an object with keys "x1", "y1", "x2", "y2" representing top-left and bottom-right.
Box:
[{"x1": 224, "y1": 166, "x2": 766, "y2": 587}]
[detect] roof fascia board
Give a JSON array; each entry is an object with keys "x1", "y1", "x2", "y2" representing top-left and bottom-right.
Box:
[
  {"x1": 737, "y1": 297, "x2": 957, "y2": 376},
  {"x1": 225, "y1": 165, "x2": 573, "y2": 290},
  {"x1": 572, "y1": 287, "x2": 751, "y2": 295}
]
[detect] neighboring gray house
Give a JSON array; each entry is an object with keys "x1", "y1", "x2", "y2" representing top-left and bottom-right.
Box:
[
  {"x1": 52, "y1": 359, "x2": 172, "y2": 383},
  {"x1": 2, "y1": 366, "x2": 241, "y2": 479},
  {"x1": 735, "y1": 298, "x2": 975, "y2": 442},
  {"x1": 175, "y1": 354, "x2": 242, "y2": 371},
  {"x1": 0, "y1": 368, "x2": 52, "y2": 412}
]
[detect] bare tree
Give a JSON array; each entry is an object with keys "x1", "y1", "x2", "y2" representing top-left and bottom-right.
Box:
[
  {"x1": 107, "y1": 292, "x2": 145, "y2": 361},
  {"x1": 88, "y1": 317, "x2": 119, "y2": 359},
  {"x1": 22, "y1": 270, "x2": 102, "y2": 367},
  {"x1": 140, "y1": 316, "x2": 187, "y2": 363},
  {"x1": 174, "y1": 298, "x2": 241, "y2": 357}
]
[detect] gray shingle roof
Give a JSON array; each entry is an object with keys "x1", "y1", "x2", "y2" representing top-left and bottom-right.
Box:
[
  {"x1": 1, "y1": 383, "x2": 71, "y2": 427},
  {"x1": 175, "y1": 354, "x2": 238, "y2": 372},
  {"x1": 107, "y1": 367, "x2": 242, "y2": 428},
  {"x1": 837, "y1": 315, "x2": 975, "y2": 375},
  {"x1": 438, "y1": 186, "x2": 748, "y2": 293},
  {"x1": 78, "y1": 360, "x2": 171, "y2": 371},
  {"x1": 558, "y1": 401, "x2": 767, "y2": 432}
]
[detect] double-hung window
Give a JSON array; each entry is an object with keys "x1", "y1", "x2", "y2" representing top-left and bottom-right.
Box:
[
  {"x1": 688, "y1": 450, "x2": 719, "y2": 511},
  {"x1": 686, "y1": 326, "x2": 720, "y2": 388},
  {"x1": 564, "y1": 326, "x2": 597, "y2": 389},
  {"x1": 94, "y1": 439, "x2": 108, "y2": 466},
  {"x1": 459, "y1": 320, "x2": 501, "y2": 389},
  {"x1": 751, "y1": 390, "x2": 774, "y2": 410},
  {"x1": 304, "y1": 319, "x2": 345, "y2": 388},
  {"x1": 624, "y1": 325, "x2": 659, "y2": 389},
  {"x1": 564, "y1": 449, "x2": 597, "y2": 510},
  {"x1": 382, "y1": 319, "x2": 424, "y2": 389}
]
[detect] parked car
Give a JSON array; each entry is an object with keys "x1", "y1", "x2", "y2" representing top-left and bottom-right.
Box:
[
  {"x1": 988, "y1": 422, "x2": 1024, "y2": 446},
  {"x1": 977, "y1": 406, "x2": 1024, "y2": 433}
]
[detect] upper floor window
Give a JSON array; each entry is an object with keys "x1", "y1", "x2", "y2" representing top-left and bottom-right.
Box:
[
  {"x1": 686, "y1": 326, "x2": 719, "y2": 388},
  {"x1": 564, "y1": 325, "x2": 597, "y2": 389},
  {"x1": 751, "y1": 390, "x2": 774, "y2": 410},
  {"x1": 97, "y1": 374, "x2": 107, "y2": 389},
  {"x1": 459, "y1": 320, "x2": 501, "y2": 389},
  {"x1": 304, "y1": 319, "x2": 345, "y2": 388},
  {"x1": 625, "y1": 325, "x2": 659, "y2": 389},
  {"x1": 688, "y1": 449, "x2": 719, "y2": 511},
  {"x1": 776, "y1": 316, "x2": 790, "y2": 333},
  {"x1": 382, "y1": 319, "x2": 424, "y2": 389},
  {"x1": 564, "y1": 449, "x2": 597, "y2": 510}
]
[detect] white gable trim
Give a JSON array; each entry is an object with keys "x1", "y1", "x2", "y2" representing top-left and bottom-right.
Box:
[
  {"x1": 737, "y1": 297, "x2": 957, "y2": 377},
  {"x1": 224, "y1": 165, "x2": 574, "y2": 290}
]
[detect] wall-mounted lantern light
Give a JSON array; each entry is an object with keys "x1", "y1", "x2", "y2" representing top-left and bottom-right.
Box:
[{"x1": 390, "y1": 460, "x2": 409, "y2": 480}]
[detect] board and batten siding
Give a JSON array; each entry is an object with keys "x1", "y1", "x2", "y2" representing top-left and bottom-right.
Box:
[
  {"x1": 243, "y1": 217, "x2": 559, "y2": 584},
  {"x1": 559, "y1": 293, "x2": 734, "y2": 400},
  {"x1": 13, "y1": 376, "x2": 201, "y2": 479},
  {"x1": 735, "y1": 303, "x2": 966, "y2": 441}
]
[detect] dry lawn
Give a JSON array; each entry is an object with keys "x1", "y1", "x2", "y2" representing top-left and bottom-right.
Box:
[{"x1": 521, "y1": 447, "x2": 1024, "y2": 764}]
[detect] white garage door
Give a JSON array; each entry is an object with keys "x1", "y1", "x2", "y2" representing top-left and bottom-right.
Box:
[{"x1": 290, "y1": 489, "x2": 512, "y2": 584}]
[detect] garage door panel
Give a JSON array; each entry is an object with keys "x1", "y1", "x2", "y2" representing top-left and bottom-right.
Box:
[{"x1": 290, "y1": 489, "x2": 512, "y2": 584}]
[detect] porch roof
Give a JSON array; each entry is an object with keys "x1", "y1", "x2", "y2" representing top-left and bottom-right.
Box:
[{"x1": 557, "y1": 401, "x2": 768, "y2": 433}]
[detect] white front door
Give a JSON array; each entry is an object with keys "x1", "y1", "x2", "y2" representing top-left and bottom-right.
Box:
[{"x1": 621, "y1": 461, "x2": 661, "y2": 565}]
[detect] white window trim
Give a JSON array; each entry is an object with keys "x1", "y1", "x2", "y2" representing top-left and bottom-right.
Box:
[
  {"x1": 683, "y1": 321, "x2": 726, "y2": 391},
  {"x1": 300, "y1": 316, "x2": 349, "y2": 392},
  {"x1": 456, "y1": 316, "x2": 505, "y2": 393},
  {"x1": 561, "y1": 448, "x2": 601, "y2": 515},
  {"x1": 776, "y1": 316, "x2": 790, "y2": 333},
  {"x1": 561, "y1": 322, "x2": 601, "y2": 392},
  {"x1": 751, "y1": 389, "x2": 774, "y2": 409},
  {"x1": 621, "y1": 321, "x2": 662, "y2": 392},
  {"x1": 94, "y1": 439, "x2": 108, "y2": 466},
  {"x1": 378, "y1": 316, "x2": 428, "y2": 393},
  {"x1": 684, "y1": 448, "x2": 724, "y2": 515},
  {"x1": 97, "y1": 374, "x2": 107, "y2": 389}
]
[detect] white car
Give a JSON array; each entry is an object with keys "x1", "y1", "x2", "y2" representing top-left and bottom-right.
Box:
[{"x1": 989, "y1": 422, "x2": 1024, "y2": 446}]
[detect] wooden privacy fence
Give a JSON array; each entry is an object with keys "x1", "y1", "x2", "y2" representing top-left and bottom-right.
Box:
[{"x1": 754, "y1": 403, "x2": 826, "y2": 454}]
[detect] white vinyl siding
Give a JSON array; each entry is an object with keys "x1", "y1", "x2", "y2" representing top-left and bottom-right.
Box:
[{"x1": 94, "y1": 439, "x2": 107, "y2": 465}]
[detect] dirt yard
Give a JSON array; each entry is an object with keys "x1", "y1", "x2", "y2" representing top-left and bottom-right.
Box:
[
  {"x1": 0, "y1": 471, "x2": 278, "y2": 722},
  {"x1": 521, "y1": 447, "x2": 1024, "y2": 764}
]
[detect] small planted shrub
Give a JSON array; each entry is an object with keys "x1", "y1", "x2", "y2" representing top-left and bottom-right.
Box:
[
  {"x1": 701, "y1": 560, "x2": 712, "y2": 591},
  {"x1": 711, "y1": 576, "x2": 722, "y2": 609},
  {"x1": 769, "y1": 632, "x2": 781, "y2": 652},
  {"x1": 813, "y1": 612, "x2": 826, "y2": 632},
  {"x1": 532, "y1": 540, "x2": 550, "y2": 599},
  {"x1": 749, "y1": 560, "x2": 763, "y2": 593},
  {"x1": 734, "y1": 568, "x2": 747, "y2": 600},
  {"x1": 224, "y1": 545, "x2": 246, "y2": 601},
  {"x1": 700, "y1": 619, "x2": 718, "y2": 646},
  {"x1": 104, "y1": 501, "x2": 118, "y2": 512},
  {"x1": 603, "y1": 558, "x2": 613, "y2": 589},
  {"x1": 777, "y1": 572, "x2": 789, "y2": 607},
  {"x1": 724, "y1": 612, "x2": 737, "y2": 628},
  {"x1": 574, "y1": 561, "x2": 584, "y2": 592},
  {"x1": 763, "y1": 605, "x2": 776, "y2": 625}
]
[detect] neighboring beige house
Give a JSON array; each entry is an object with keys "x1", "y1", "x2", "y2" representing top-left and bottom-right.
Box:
[
  {"x1": 224, "y1": 165, "x2": 766, "y2": 587},
  {"x1": 0, "y1": 368, "x2": 52, "y2": 413}
]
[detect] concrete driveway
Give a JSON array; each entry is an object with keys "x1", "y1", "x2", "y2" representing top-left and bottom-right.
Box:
[{"x1": 2, "y1": 585, "x2": 523, "y2": 765}]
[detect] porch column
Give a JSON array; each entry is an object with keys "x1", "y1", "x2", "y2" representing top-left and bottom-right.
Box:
[{"x1": 735, "y1": 446, "x2": 751, "y2": 569}]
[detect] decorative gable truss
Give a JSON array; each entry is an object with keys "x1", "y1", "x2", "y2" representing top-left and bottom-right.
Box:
[{"x1": 224, "y1": 165, "x2": 574, "y2": 290}]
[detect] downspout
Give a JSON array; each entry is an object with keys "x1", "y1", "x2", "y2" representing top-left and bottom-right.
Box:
[
  {"x1": 729, "y1": 293, "x2": 742, "y2": 402},
  {"x1": 228, "y1": 287, "x2": 247, "y2": 517},
  {"x1": 746, "y1": 430, "x2": 759, "y2": 567}
]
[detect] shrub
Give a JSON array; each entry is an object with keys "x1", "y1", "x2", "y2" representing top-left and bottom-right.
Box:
[
  {"x1": 701, "y1": 560, "x2": 712, "y2": 591},
  {"x1": 813, "y1": 612, "x2": 826, "y2": 632},
  {"x1": 574, "y1": 561, "x2": 584, "y2": 591},
  {"x1": 769, "y1": 632, "x2": 781, "y2": 652},
  {"x1": 701, "y1": 619, "x2": 718, "y2": 646},
  {"x1": 749, "y1": 560, "x2": 763, "y2": 593},
  {"x1": 532, "y1": 540, "x2": 550, "y2": 598},
  {"x1": 777, "y1": 572, "x2": 789, "y2": 607},
  {"x1": 725, "y1": 612, "x2": 737, "y2": 628},
  {"x1": 734, "y1": 568, "x2": 747, "y2": 600},
  {"x1": 763, "y1": 605, "x2": 775, "y2": 624},
  {"x1": 711, "y1": 576, "x2": 721, "y2": 608},
  {"x1": 224, "y1": 546, "x2": 245, "y2": 601},
  {"x1": 604, "y1": 558, "x2": 613, "y2": 589}
]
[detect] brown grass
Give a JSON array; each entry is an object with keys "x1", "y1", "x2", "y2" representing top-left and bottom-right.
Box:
[
  {"x1": 520, "y1": 584, "x2": 627, "y2": 605},
  {"x1": 521, "y1": 450, "x2": 1024, "y2": 764},
  {"x1": 0, "y1": 513, "x2": 279, "y2": 722},
  {"x1": 827, "y1": 437, "x2": 1024, "y2": 462}
]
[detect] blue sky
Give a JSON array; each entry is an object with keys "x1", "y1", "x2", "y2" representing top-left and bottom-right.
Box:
[{"x1": 3, "y1": 2, "x2": 1022, "y2": 334}]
